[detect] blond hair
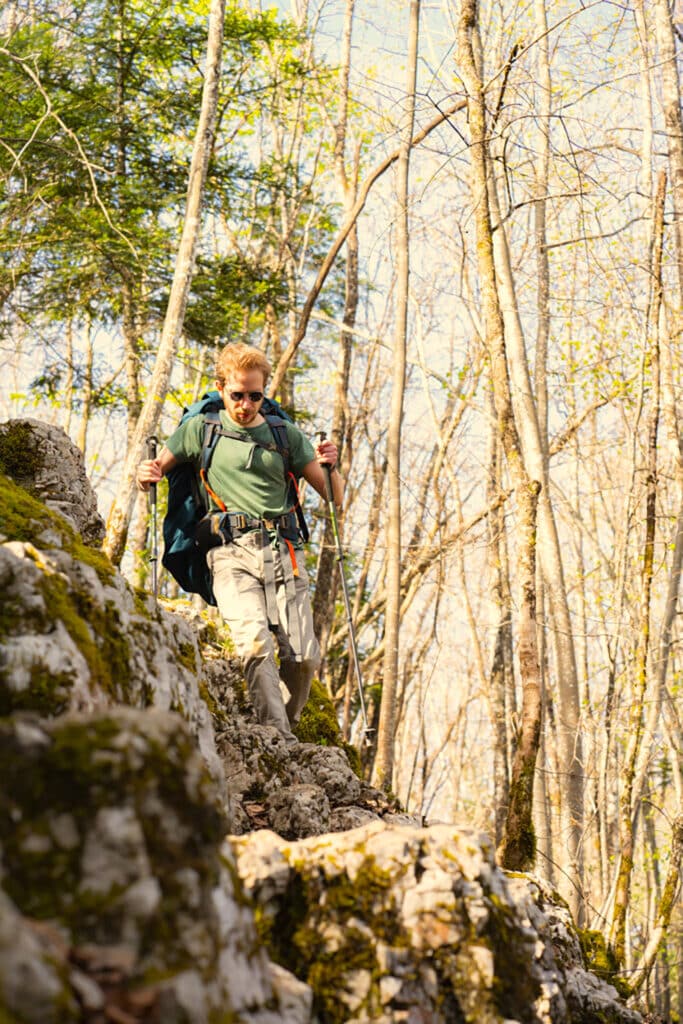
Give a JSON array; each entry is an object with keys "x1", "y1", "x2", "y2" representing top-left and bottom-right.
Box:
[{"x1": 215, "y1": 343, "x2": 272, "y2": 386}]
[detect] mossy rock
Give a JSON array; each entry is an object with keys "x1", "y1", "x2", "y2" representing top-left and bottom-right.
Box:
[
  {"x1": 0, "y1": 549, "x2": 134, "y2": 716},
  {"x1": 294, "y1": 679, "x2": 361, "y2": 775},
  {"x1": 0, "y1": 709, "x2": 227, "y2": 946},
  {"x1": 578, "y1": 928, "x2": 631, "y2": 1000},
  {"x1": 0, "y1": 472, "x2": 113, "y2": 583},
  {"x1": 257, "y1": 854, "x2": 405, "y2": 1023},
  {"x1": 0, "y1": 421, "x2": 44, "y2": 488}
]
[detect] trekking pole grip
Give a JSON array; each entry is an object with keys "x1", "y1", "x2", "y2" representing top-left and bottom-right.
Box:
[
  {"x1": 317, "y1": 431, "x2": 334, "y2": 502},
  {"x1": 146, "y1": 435, "x2": 159, "y2": 598},
  {"x1": 147, "y1": 436, "x2": 158, "y2": 505}
]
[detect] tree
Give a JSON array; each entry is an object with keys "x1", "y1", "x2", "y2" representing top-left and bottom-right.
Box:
[
  {"x1": 457, "y1": 0, "x2": 543, "y2": 871},
  {"x1": 371, "y1": 0, "x2": 420, "y2": 793},
  {"x1": 103, "y1": 0, "x2": 225, "y2": 564}
]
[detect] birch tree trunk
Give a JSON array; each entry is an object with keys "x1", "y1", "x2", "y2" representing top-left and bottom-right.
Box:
[
  {"x1": 457, "y1": 0, "x2": 543, "y2": 870},
  {"x1": 609, "y1": 170, "x2": 666, "y2": 966},
  {"x1": 372, "y1": 0, "x2": 420, "y2": 792},
  {"x1": 484, "y1": 17, "x2": 584, "y2": 912},
  {"x1": 103, "y1": 0, "x2": 225, "y2": 565}
]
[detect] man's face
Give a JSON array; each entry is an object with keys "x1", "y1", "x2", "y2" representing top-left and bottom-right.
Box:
[{"x1": 217, "y1": 368, "x2": 267, "y2": 427}]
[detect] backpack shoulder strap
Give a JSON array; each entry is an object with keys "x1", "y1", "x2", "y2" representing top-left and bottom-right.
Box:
[
  {"x1": 265, "y1": 415, "x2": 309, "y2": 543},
  {"x1": 199, "y1": 411, "x2": 226, "y2": 511},
  {"x1": 264, "y1": 414, "x2": 291, "y2": 476}
]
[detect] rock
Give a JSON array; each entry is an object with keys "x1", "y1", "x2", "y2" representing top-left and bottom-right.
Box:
[
  {"x1": 0, "y1": 525, "x2": 223, "y2": 794},
  {"x1": 231, "y1": 821, "x2": 642, "y2": 1024},
  {"x1": 0, "y1": 708, "x2": 301, "y2": 1022},
  {"x1": 0, "y1": 418, "x2": 105, "y2": 545},
  {"x1": 266, "y1": 782, "x2": 332, "y2": 837},
  {"x1": 0, "y1": 889, "x2": 78, "y2": 1023}
]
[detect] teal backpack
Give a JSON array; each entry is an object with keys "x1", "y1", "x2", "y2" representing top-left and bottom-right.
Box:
[{"x1": 161, "y1": 392, "x2": 307, "y2": 605}]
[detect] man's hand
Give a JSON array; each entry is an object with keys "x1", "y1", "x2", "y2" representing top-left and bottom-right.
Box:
[
  {"x1": 315, "y1": 438, "x2": 338, "y2": 469},
  {"x1": 136, "y1": 446, "x2": 178, "y2": 491},
  {"x1": 137, "y1": 458, "x2": 164, "y2": 492}
]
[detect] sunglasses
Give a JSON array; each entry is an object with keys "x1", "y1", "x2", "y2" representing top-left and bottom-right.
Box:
[{"x1": 228, "y1": 390, "x2": 264, "y2": 403}]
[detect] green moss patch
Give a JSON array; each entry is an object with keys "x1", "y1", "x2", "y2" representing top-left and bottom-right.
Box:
[
  {"x1": 257, "y1": 854, "x2": 406, "y2": 1023},
  {"x1": 0, "y1": 421, "x2": 44, "y2": 485},
  {"x1": 578, "y1": 928, "x2": 631, "y2": 1000},
  {"x1": 294, "y1": 679, "x2": 361, "y2": 775},
  {"x1": 0, "y1": 472, "x2": 113, "y2": 582},
  {"x1": 0, "y1": 565, "x2": 134, "y2": 715}
]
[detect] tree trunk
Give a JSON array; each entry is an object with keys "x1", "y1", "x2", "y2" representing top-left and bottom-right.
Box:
[
  {"x1": 484, "y1": 22, "x2": 584, "y2": 913},
  {"x1": 456, "y1": 0, "x2": 543, "y2": 871},
  {"x1": 372, "y1": 0, "x2": 420, "y2": 792},
  {"x1": 313, "y1": 0, "x2": 358, "y2": 663},
  {"x1": 609, "y1": 170, "x2": 666, "y2": 966},
  {"x1": 103, "y1": 0, "x2": 225, "y2": 565}
]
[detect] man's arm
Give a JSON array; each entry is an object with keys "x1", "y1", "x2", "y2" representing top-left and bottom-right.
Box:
[
  {"x1": 136, "y1": 446, "x2": 178, "y2": 491},
  {"x1": 301, "y1": 439, "x2": 344, "y2": 506}
]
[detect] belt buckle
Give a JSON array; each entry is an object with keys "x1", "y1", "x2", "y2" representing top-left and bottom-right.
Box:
[
  {"x1": 233, "y1": 513, "x2": 247, "y2": 530},
  {"x1": 263, "y1": 518, "x2": 275, "y2": 530}
]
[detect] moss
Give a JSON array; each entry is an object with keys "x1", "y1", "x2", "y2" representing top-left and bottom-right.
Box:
[
  {"x1": 294, "y1": 678, "x2": 339, "y2": 745},
  {"x1": 39, "y1": 575, "x2": 133, "y2": 703},
  {"x1": 323, "y1": 859, "x2": 405, "y2": 945},
  {"x1": 496, "y1": 761, "x2": 537, "y2": 871},
  {"x1": 0, "y1": 421, "x2": 44, "y2": 485},
  {"x1": 0, "y1": 473, "x2": 114, "y2": 583},
  {"x1": 258, "y1": 855, "x2": 407, "y2": 1023},
  {"x1": 199, "y1": 680, "x2": 229, "y2": 726},
  {"x1": 306, "y1": 925, "x2": 377, "y2": 1023},
  {"x1": 177, "y1": 641, "x2": 197, "y2": 672},
  {"x1": 294, "y1": 679, "x2": 361, "y2": 775},
  {"x1": 133, "y1": 587, "x2": 151, "y2": 617},
  {"x1": 578, "y1": 929, "x2": 631, "y2": 1000},
  {"x1": 0, "y1": 666, "x2": 73, "y2": 717}
]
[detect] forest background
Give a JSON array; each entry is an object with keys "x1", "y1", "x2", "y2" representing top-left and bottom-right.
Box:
[{"x1": 3, "y1": 0, "x2": 683, "y2": 1016}]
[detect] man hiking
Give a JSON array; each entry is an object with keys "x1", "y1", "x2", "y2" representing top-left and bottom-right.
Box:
[{"x1": 137, "y1": 342, "x2": 343, "y2": 743}]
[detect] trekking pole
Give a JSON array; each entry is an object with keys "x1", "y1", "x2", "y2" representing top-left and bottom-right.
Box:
[
  {"x1": 318, "y1": 432, "x2": 372, "y2": 738},
  {"x1": 147, "y1": 435, "x2": 159, "y2": 598}
]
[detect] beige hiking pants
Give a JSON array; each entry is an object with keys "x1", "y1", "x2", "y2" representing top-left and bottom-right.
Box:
[{"x1": 207, "y1": 532, "x2": 320, "y2": 742}]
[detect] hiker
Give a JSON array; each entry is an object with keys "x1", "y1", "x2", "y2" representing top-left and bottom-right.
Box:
[{"x1": 136, "y1": 343, "x2": 343, "y2": 743}]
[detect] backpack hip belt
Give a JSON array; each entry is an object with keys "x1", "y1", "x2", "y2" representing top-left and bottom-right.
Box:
[
  {"x1": 195, "y1": 510, "x2": 299, "y2": 555},
  {"x1": 226, "y1": 511, "x2": 298, "y2": 538}
]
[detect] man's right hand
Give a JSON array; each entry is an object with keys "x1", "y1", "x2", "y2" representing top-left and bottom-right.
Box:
[
  {"x1": 137, "y1": 458, "x2": 164, "y2": 492},
  {"x1": 136, "y1": 446, "x2": 178, "y2": 491}
]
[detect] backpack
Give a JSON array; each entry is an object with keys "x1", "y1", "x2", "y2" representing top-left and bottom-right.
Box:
[{"x1": 160, "y1": 391, "x2": 307, "y2": 605}]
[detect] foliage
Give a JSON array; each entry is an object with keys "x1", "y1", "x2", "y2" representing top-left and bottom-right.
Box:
[{"x1": 0, "y1": 0, "x2": 341, "y2": 414}]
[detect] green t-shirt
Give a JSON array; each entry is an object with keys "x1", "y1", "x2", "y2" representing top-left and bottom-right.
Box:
[{"x1": 166, "y1": 410, "x2": 315, "y2": 519}]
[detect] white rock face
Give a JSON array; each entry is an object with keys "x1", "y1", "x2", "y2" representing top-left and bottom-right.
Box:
[
  {"x1": 0, "y1": 417, "x2": 106, "y2": 544},
  {"x1": 232, "y1": 822, "x2": 642, "y2": 1024}
]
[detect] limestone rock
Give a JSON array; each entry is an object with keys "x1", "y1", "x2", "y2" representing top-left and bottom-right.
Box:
[
  {"x1": 232, "y1": 821, "x2": 642, "y2": 1024},
  {"x1": 0, "y1": 418, "x2": 105, "y2": 545},
  {"x1": 0, "y1": 519, "x2": 222, "y2": 790},
  {"x1": 0, "y1": 708, "x2": 302, "y2": 1023}
]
